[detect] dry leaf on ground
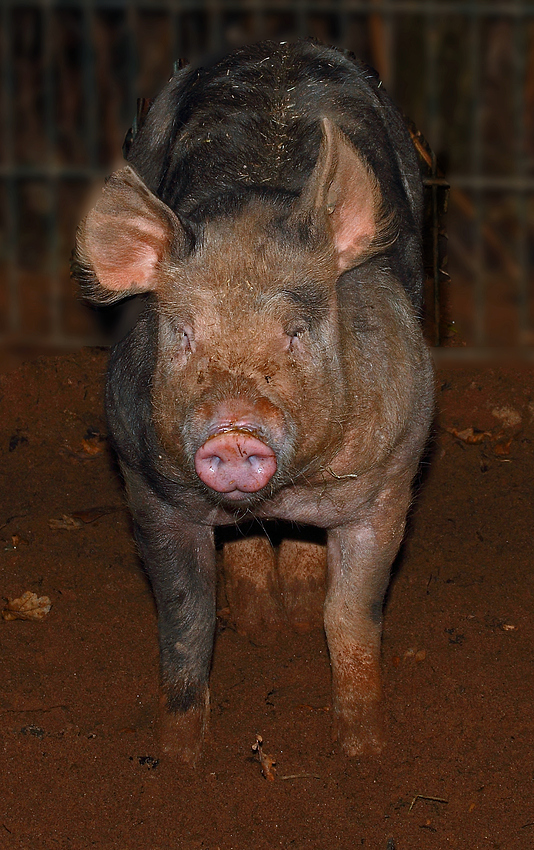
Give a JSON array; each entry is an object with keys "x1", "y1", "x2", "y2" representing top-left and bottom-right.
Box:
[
  {"x1": 493, "y1": 438, "x2": 513, "y2": 456},
  {"x1": 71, "y1": 506, "x2": 119, "y2": 523},
  {"x1": 446, "y1": 427, "x2": 492, "y2": 444},
  {"x1": 81, "y1": 437, "x2": 106, "y2": 456},
  {"x1": 252, "y1": 734, "x2": 277, "y2": 781},
  {"x1": 2, "y1": 591, "x2": 51, "y2": 621},
  {"x1": 491, "y1": 406, "x2": 521, "y2": 427},
  {"x1": 49, "y1": 507, "x2": 120, "y2": 530},
  {"x1": 49, "y1": 515, "x2": 84, "y2": 530}
]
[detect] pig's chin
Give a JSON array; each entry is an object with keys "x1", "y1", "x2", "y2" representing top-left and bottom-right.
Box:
[{"x1": 202, "y1": 482, "x2": 275, "y2": 511}]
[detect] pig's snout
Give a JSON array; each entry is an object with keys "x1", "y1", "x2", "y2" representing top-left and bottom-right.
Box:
[{"x1": 194, "y1": 430, "x2": 277, "y2": 498}]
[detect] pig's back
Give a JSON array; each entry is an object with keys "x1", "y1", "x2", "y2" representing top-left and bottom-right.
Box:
[
  {"x1": 129, "y1": 42, "x2": 418, "y2": 219},
  {"x1": 127, "y1": 39, "x2": 423, "y2": 305}
]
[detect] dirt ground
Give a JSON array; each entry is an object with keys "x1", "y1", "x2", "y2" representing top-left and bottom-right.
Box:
[{"x1": 1, "y1": 346, "x2": 534, "y2": 850}]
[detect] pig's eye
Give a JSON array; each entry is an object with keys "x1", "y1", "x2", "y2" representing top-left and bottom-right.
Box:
[
  {"x1": 286, "y1": 320, "x2": 308, "y2": 337},
  {"x1": 286, "y1": 323, "x2": 308, "y2": 351},
  {"x1": 173, "y1": 323, "x2": 195, "y2": 354}
]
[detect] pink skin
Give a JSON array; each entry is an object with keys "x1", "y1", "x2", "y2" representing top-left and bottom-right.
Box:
[{"x1": 194, "y1": 429, "x2": 277, "y2": 499}]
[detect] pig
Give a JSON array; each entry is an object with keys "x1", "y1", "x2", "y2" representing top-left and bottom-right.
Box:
[{"x1": 74, "y1": 39, "x2": 433, "y2": 764}]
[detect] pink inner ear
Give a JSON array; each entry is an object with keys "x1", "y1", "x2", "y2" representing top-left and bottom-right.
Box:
[
  {"x1": 322, "y1": 122, "x2": 380, "y2": 272},
  {"x1": 85, "y1": 211, "x2": 169, "y2": 293},
  {"x1": 77, "y1": 165, "x2": 182, "y2": 299},
  {"x1": 91, "y1": 240, "x2": 160, "y2": 292},
  {"x1": 332, "y1": 195, "x2": 376, "y2": 262},
  {"x1": 329, "y1": 167, "x2": 379, "y2": 272}
]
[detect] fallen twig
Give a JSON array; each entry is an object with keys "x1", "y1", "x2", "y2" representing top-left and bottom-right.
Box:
[
  {"x1": 409, "y1": 794, "x2": 449, "y2": 812},
  {"x1": 279, "y1": 773, "x2": 322, "y2": 781}
]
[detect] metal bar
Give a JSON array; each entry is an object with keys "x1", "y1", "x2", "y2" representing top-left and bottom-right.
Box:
[
  {"x1": 0, "y1": 166, "x2": 111, "y2": 179},
  {"x1": 447, "y1": 176, "x2": 534, "y2": 191},
  {"x1": 469, "y1": 1, "x2": 484, "y2": 348},
  {"x1": 43, "y1": 4, "x2": 62, "y2": 342},
  {"x1": 126, "y1": 5, "x2": 139, "y2": 131},
  {"x1": 4, "y1": 167, "x2": 534, "y2": 192},
  {"x1": 431, "y1": 346, "x2": 534, "y2": 364},
  {"x1": 513, "y1": 8, "x2": 529, "y2": 346},
  {"x1": 0, "y1": 331, "x2": 107, "y2": 348},
  {"x1": 9, "y1": 1, "x2": 534, "y2": 16},
  {"x1": 250, "y1": 0, "x2": 264, "y2": 42},
  {"x1": 170, "y1": 0, "x2": 180, "y2": 67},
  {"x1": 295, "y1": 0, "x2": 309, "y2": 40},
  {"x1": 430, "y1": 152, "x2": 441, "y2": 345},
  {"x1": 207, "y1": 0, "x2": 223, "y2": 52},
  {"x1": 83, "y1": 1, "x2": 99, "y2": 171},
  {"x1": 368, "y1": 0, "x2": 393, "y2": 88},
  {"x1": 1, "y1": 3, "x2": 19, "y2": 340},
  {"x1": 424, "y1": 0, "x2": 441, "y2": 345}
]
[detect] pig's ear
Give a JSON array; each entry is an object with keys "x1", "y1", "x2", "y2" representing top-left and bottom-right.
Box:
[
  {"x1": 74, "y1": 166, "x2": 183, "y2": 303},
  {"x1": 296, "y1": 118, "x2": 396, "y2": 272}
]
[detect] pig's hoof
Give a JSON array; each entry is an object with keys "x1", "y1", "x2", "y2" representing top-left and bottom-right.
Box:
[
  {"x1": 333, "y1": 702, "x2": 385, "y2": 757},
  {"x1": 159, "y1": 689, "x2": 209, "y2": 765}
]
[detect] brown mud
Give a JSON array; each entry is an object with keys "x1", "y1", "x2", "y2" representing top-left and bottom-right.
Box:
[{"x1": 1, "y1": 347, "x2": 533, "y2": 849}]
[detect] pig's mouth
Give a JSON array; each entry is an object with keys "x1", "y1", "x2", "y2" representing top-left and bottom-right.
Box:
[{"x1": 194, "y1": 427, "x2": 278, "y2": 502}]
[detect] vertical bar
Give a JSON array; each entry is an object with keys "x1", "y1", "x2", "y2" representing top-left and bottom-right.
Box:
[
  {"x1": 295, "y1": 0, "x2": 308, "y2": 40},
  {"x1": 336, "y1": 8, "x2": 349, "y2": 52},
  {"x1": 369, "y1": 0, "x2": 392, "y2": 88},
  {"x1": 43, "y1": 3, "x2": 61, "y2": 343},
  {"x1": 126, "y1": 4, "x2": 139, "y2": 137},
  {"x1": 385, "y1": 0, "x2": 396, "y2": 95},
  {"x1": 251, "y1": 0, "x2": 264, "y2": 43},
  {"x1": 431, "y1": 152, "x2": 441, "y2": 345},
  {"x1": 424, "y1": 1, "x2": 440, "y2": 344},
  {"x1": 83, "y1": 0, "x2": 98, "y2": 172},
  {"x1": 513, "y1": 5, "x2": 528, "y2": 347},
  {"x1": 424, "y1": 0, "x2": 439, "y2": 154},
  {"x1": 208, "y1": 0, "x2": 223, "y2": 53},
  {"x1": 469, "y1": 1, "x2": 484, "y2": 347},
  {"x1": 1, "y1": 1, "x2": 19, "y2": 340},
  {"x1": 170, "y1": 0, "x2": 181, "y2": 68},
  {"x1": 426, "y1": 2, "x2": 442, "y2": 345}
]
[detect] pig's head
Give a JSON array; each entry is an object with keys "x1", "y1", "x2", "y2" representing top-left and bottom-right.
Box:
[{"x1": 75, "y1": 119, "x2": 394, "y2": 507}]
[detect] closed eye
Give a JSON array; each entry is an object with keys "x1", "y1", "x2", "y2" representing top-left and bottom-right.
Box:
[
  {"x1": 285, "y1": 323, "x2": 309, "y2": 339},
  {"x1": 164, "y1": 318, "x2": 196, "y2": 354}
]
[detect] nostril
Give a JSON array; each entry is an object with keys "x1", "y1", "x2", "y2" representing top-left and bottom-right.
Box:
[{"x1": 194, "y1": 430, "x2": 277, "y2": 496}]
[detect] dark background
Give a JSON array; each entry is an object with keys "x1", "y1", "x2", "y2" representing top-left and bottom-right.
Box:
[
  {"x1": 1, "y1": 0, "x2": 533, "y2": 355},
  {"x1": 2, "y1": 7, "x2": 534, "y2": 849}
]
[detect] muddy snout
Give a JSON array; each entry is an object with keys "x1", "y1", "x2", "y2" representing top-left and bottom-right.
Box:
[{"x1": 194, "y1": 428, "x2": 277, "y2": 498}]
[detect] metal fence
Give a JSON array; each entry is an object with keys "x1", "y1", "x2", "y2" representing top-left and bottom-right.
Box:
[{"x1": 1, "y1": 0, "x2": 533, "y2": 356}]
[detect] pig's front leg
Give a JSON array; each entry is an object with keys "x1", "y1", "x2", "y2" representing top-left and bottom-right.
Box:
[
  {"x1": 324, "y1": 485, "x2": 411, "y2": 757},
  {"x1": 123, "y1": 468, "x2": 216, "y2": 765}
]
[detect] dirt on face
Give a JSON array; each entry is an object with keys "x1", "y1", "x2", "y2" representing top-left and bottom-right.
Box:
[{"x1": 1, "y1": 347, "x2": 533, "y2": 849}]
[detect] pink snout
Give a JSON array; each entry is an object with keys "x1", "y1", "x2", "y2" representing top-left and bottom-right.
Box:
[{"x1": 194, "y1": 430, "x2": 277, "y2": 498}]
